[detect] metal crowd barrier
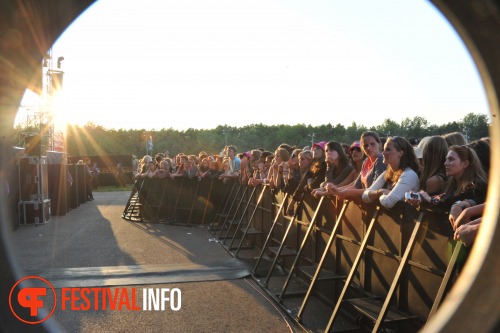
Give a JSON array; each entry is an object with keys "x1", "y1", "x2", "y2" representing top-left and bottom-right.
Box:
[
  {"x1": 122, "y1": 176, "x2": 225, "y2": 225},
  {"x1": 122, "y1": 178, "x2": 464, "y2": 332}
]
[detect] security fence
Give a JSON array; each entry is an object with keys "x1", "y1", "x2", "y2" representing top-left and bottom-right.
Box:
[{"x1": 122, "y1": 178, "x2": 463, "y2": 333}]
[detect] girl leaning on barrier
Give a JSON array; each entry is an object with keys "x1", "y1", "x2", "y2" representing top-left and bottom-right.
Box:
[
  {"x1": 170, "y1": 155, "x2": 188, "y2": 179},
  {"x1": 410, "y1": 145, "x2": 487, "y2": 228},
  {"x1": 417, "y1": 135, "x2": 449, "y2": 196},
  {"x1": 311, "y1": 141, "x2": 353, "y2": 198},
  {"x1": 195, "y1": 157, "x2": 210, "y2": 178},
  {"x1": 281, "y1": 148, "x2": 302, "y2": 194},
  {"x1": 238, "y1": 151, "x2": 254, "y2": 185},
  {"x1": 362, "y1": 136, "x2": 421, "y2": 209},
  {"x1": 205, "y1": 159, "x2": 223, "y2": 180},
  {"x1": 140, "y1": 161, "x2": 157, "y2": 179},
  {"x1": 155, "y1": 159, "x2": 171, "y2": 179},
  {"x1": 250, "y1": 153, "x2": 274, "y2": 187},
  {"x1": 345, "y1": 140, "x2": 365, "y2": 186},
  {"x1": 326, "y1": 131, "x2": 386, "y2": 201},
  {"x1": 285, "y1": 149, "x2": 317, "y2": 216},
  {"x1": 183, "y1": 155, "x2": 199, "y2": 179},
  {"x1": 246, "y1": 150, "x2": 263, "y2": 187},
  {"x1": 134, "y1": 155, "x2": 152, "y2": 180},
  {"x1": 267, "y1": 146, "x2": 290, "y2": 192}
]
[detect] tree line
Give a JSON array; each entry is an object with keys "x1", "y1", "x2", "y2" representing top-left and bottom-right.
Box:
[{"x1": 13, "y1": 113, "x2": 490, "y2": 158}]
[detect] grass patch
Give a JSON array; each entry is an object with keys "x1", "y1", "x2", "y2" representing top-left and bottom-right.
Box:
[{"x1": 94, "y1": 184, "x2": 133, "y2": 192}]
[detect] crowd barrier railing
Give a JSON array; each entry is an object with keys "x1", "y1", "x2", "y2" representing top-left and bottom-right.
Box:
[
  {"x1": 123, "y1": 177, "x2": 227, "y2": 225},
  {"x1": 122, "y1": 177, "x2": 464, "y2": 332},
  {"x1": 208, "y1": 180, "x2": 238, "y2": 232}
]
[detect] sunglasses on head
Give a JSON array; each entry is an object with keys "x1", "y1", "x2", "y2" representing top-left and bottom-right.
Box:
[
  {"x1": 350, "y1": 147, "x2": 361, "y2": 153},
  {"x1": 391, "y1": 136, "x2": 404, "y2": 150}
]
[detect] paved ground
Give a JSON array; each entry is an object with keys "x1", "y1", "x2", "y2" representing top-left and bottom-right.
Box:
[{"x1": 11, "y1": 191, "x2": 303, "y2": 333}]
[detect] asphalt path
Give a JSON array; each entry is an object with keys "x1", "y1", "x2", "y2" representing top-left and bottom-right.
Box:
[{"x1": 10, "y1": 191, "x2": 301, "y2": 333}]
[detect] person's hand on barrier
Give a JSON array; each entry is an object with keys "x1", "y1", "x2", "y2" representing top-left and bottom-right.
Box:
[
  {"x1": 452, "y1": 204, "x2": 482, "y2": 230},
  {"x1": 311, "y1": 188, "x2": 327, "y2": 198},
  {"x1": 325, "y1": 183, "x2": 338, "y2": 195},
  {"x1": 334, "y1": 188, "x2": 346, "y2": 200},
  {"x1": 418, "y1": 191, "x2": 432, "y2": 204},
  {"x1": 449, "y1": 204, "x2": 465, "y2": 229},
  {"x1": 248, "y1": 177, "x2": 259, "y2": 187},
  {"x1": 454, "y1": 219, "x2": 481, "y2": 247}
]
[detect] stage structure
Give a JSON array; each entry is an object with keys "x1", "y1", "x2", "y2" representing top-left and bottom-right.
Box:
[
  {"x1": 17, "y1": 48, "x2": 65, "y2": 154},
  {"x1": 16, "y1": 49, "x2": 66, "y2": 224}
]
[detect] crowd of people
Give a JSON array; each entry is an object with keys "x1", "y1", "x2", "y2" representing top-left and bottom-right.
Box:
[{"x1": 131, "y1": 131, "x2": 490, "y2": 248}]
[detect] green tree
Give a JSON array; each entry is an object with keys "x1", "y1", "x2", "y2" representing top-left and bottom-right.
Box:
[
  {"x1": 375, "y1": 119, "x2": 400, "y2": 137},
  {"x1": 462, "y1": 113, "x2": 490, "y2": 141},
  {"x1": 17, "y1": 113, "x2": 491, "y2": 159},
  {"x1": 331, "y1": 123, "x2": 346, "y2": 143},
  {"x1": 400, "y1": 116, "x2": 429, "y2": 139},
  {"x1": 345, "y1": 122, "x2": 367, "y2": 144},
  {"x1": 437, "y1": 121, "x2": 462, "y2": 137}
]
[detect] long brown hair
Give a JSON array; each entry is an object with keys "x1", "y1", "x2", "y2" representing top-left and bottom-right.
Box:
[
  {"x1": 385, "y1": 136, "x2": 420, "y2": 185},
  {"x1": 326, "y1": 141, "x2": 349, "y2": 174},
  {"x1": 360, "y1": 131, "x2": 382, "y2": 155},
  {"x1": 443, "y1": 145, "x2": 487, "y2": 195},
  {"x1": 443, "y1": 132, "x2": 467, "y2": 147},
  {"x1": 419, "y1": 136, "x2": 448, "y2": 190}
]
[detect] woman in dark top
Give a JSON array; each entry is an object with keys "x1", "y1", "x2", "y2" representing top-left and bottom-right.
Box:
[
  {"x1": 343, "y1": 141, "x2": 365, "y2": 187},
  {"x1": 286, "y1": 150, "x2": 315, "y2": 216},
  {"x1": 307, "y1": 141, "x2": 328, "y2": 192},
  {"x1": 418, "y1": 145, "x2": 487, "y2": 214},
  {"x1": 468, "y1": 139, "x2": 490, "y2": 177},
  {"x1": 286, "y1": 143, "x2": 326, "y2": 216},
  {"x1": 312, "y1": 141, "x2": 353, "y2": 198},
  {"x1": 205, "y1": 160, "x2": 223, "y2": 180},
  {"x1": 282, "y1": 148, "x2": 303, "y2": 195}
]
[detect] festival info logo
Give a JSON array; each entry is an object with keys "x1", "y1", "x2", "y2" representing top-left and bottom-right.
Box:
[
  {"x1": 9, "y1": 275, "x2": 182, "y2": 324},
  {"x1": 9, "y1": 276, "x2": 57, "y2": 324}
]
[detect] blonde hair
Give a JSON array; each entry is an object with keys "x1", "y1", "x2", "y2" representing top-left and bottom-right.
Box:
[{"x1": 274, "y1": 147, "x2": 290, "y2": 162}]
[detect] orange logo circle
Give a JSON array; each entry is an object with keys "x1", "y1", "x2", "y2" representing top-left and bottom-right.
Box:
[{"x1": 9, "y1": 276, "x2": 57, "y2": 324}]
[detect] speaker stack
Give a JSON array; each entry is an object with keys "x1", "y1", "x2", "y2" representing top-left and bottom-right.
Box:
[
  {"x1": 47, "y1": 151, "x2": 68, "y2": 216},
  {"x1": 18, "y1": 156, "x2": 51, "y2": 225}
]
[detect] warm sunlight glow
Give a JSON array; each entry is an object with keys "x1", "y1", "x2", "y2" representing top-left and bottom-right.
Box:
[{"x1": 17, "y1": 0, "x2": 490, "y2": 131}]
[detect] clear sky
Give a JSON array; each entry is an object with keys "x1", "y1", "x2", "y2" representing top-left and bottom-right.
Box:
[{"x1": 18, "y1": 0, "x2": 490, "y2": 131}]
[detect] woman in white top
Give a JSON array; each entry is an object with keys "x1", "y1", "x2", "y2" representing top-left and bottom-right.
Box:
[{"x1": 362, "y1": 136, "x2": 420, "y2": 209}]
